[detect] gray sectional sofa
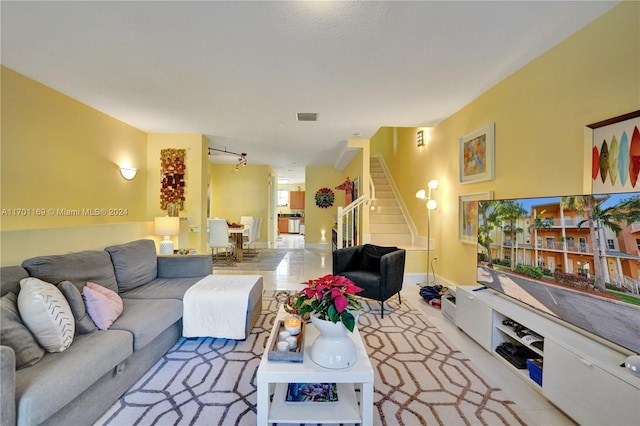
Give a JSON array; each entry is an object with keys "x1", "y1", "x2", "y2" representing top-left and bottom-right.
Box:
[{"x1": 0, "y1": 239, "x2": 262, "y2": 426}]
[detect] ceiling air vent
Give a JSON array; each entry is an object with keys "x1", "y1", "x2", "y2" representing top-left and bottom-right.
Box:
[{"x1": 296, "y1": 112, "x2": 318, "y2": 122}]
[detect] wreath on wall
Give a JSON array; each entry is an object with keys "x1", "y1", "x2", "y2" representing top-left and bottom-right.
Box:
[{"x1": 315, "y1": 187, "x2": 335, "y2": 208}]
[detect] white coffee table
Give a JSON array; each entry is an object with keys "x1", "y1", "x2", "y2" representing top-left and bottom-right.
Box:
[{"x1": 256, "y1": 307, "x2": 374, "y2": 425}]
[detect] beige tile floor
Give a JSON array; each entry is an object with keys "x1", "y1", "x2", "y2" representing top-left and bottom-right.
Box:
[{"x1": 214, "y1": 234, "x2": 576, "y2": 426}]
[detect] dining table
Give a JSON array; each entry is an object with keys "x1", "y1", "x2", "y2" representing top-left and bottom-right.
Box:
[{"x1": 228, "y1": 227, "x2": 245, "y2": 262}]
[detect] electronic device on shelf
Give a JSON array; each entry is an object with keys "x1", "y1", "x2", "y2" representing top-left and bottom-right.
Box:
[{"x1": 476, "y1": 191, "x2": 640, "y2": 355}]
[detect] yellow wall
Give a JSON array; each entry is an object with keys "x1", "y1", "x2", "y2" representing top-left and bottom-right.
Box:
[
  {"x1": 1, "y1": 67, "x2": 148, "y2": 230},
  {"x1": 0, "y1": 67, "x2": 150, "y2": 265},
  {"x1": 208, "y1": 163, "x2": 272, "y2": 243},
  {"x1": 305, "y1": 166, "x2": 351, "y2": 245},
  {"x1": 372, "y1": 1, "x2": 640, "y2": 287}
]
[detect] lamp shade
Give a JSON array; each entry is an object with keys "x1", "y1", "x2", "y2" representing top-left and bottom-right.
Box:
[{"x1": 154, "y1": 216, "x2": 180, "y2": 236}]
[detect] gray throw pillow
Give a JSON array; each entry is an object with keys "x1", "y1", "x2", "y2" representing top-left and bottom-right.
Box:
[
  {"x1": 0, "y1": 292, "x2": 45, "y2": 369},
  {"x1": 57, "y1": 281, "x2": 98, "y2": 334}
]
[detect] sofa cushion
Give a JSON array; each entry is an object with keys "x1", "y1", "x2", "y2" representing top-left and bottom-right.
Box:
[
  {"x1": 83, "y1": 282, "x2": 123, "y2": 330},
  {"x1": 0, "y1": 292, "x2": 45, "y2": 369},
  {"x1": 111, "y1": 298, "x2": 182, "y2": 350},
  {"x1": 21, "y1": 250, "x2": 118, "y2": 293},
  {"x1": 105, "y1": 239, "x2": 158, "y2": 292},
  {"x1": 14, "y1": 329, "x2": 132, "y2": 426},
  {"x1": 0, "y1": 266, "x2": 29, "y2": 297},
  {"x1": 18, "y1": 278, "x2": 75, "y2": 353},
  {"x1": 57, "y1": 281, "x2": 98, "y2": 334},
  {"x1": 119, "y1": 276, "x2": 204, "y2": 300},
  {"x1": 360, "y1": 244, "x2": 398, "y2": 272}
]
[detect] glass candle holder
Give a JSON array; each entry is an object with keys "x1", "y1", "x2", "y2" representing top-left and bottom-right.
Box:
[
  {"x1": 286, "y1": 336, "x2": 297, "y2": 349},
  {"x1": 284, "y1": 316, "x2": 302, "y2": 335},
  {"x1": 277, "y1": 341, "x2": 289, "y2": 352}
]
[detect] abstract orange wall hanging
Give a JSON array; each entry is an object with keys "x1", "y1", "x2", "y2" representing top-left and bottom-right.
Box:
[{"x1": 160, "y1": 148, "x2": 186, "y2": 214}]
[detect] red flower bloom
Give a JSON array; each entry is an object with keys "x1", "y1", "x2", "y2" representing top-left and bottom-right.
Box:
[{"x1": 294, "y1": 274, "x2": 363, "y2": 331}]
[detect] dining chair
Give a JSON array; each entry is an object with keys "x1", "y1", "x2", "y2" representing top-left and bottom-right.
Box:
[
  {"x1": 208, "y1": 218, "x2": 234, "y2": 263},
  {"x1": 240, "y1": 216, "x2": 254, "y2": 236},
  {"x1": 243, "y1": 217, "x2": 261, "y2": 255}
]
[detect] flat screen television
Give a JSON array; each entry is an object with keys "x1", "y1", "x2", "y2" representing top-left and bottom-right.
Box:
[{"x1": 476, "y1": 191, "x2": 640, "y2": 354}]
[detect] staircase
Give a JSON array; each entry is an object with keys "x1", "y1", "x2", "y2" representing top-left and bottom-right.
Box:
[{"x1": 368, "y1": 157, "x2": 413, "y2": 247}]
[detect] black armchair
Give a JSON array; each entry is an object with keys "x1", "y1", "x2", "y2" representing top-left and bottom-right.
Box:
[{"x1": 333, "y1": 244, "x2": 406, "y2": 318}]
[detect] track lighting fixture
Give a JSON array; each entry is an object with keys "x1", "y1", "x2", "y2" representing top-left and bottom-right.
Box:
[{"x1": 208, "y1": 147, "x2": 248, "y2": 170}]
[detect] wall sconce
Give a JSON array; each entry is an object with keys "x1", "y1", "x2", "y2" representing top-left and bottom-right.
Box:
[
  {"x1": 154, "y1": 216, "x2": 180, "y2": 254},
  {"x1": 417, "y1": 130, "x2": 425, "y2": 147},
  {"x1": 416, "y1": 179, "x2": 439, "y2": 284},
  {"x1": 119, "y1": 166, "x2": 137, "y2": 180}
]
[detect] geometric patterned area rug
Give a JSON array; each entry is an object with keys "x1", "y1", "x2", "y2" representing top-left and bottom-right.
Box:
[{"x1": 94, "y1": 291, "x2": 527, "y2": 426}]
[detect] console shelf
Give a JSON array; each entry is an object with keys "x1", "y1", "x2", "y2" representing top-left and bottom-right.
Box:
[{"x1": 455, "y1": 286, "x2": 640, "y2": 426}]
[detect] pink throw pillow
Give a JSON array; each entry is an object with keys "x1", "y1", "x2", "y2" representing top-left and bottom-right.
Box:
[{"x1": 82, "y1": 282, "x2": 123, "y2": 330}]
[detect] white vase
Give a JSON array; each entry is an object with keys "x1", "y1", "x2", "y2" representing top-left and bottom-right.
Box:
[{"x1": 309, "y1": 313, "x2": 357, "y2": 369}]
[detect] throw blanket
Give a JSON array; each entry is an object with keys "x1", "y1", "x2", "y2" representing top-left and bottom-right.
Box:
[{"x1": 182, "y1": 274, "x2": 260, "y2": 339}]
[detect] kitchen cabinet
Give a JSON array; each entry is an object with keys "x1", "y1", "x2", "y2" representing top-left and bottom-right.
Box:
[
  {"x1": 290, "y1": 191, "x2": 305, "y2": 209},
  {"x1": 278, "y1": 217, "x2": 289, "y2": 234}
]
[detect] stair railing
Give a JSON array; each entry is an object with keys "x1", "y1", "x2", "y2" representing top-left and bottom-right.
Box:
[{"x1": 336, "y1": 194, "x2": 369, "y2": 249}]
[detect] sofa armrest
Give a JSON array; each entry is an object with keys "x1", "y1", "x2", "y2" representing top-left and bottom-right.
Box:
[
  {"x1": 380, "y1": 249, "x2": 406, "y2": 296},
  {"x1": 332, "y1": 246, "x2": 362, "y2": 275},
  {"x1": 157, "y1": 255, "x2": 213, "y2": 278},
  {"x1": 1, "y1": 345, "x2": 16, "y2": 426}
]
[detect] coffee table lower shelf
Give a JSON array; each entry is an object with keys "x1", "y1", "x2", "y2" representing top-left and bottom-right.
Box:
[{"x1": 269, "y1": 383, "x2": 361, "y2": 424}]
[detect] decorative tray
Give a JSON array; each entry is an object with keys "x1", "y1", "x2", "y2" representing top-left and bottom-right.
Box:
[{"x1": 267, "y1": 320, "x2": 306, "y2": 362}]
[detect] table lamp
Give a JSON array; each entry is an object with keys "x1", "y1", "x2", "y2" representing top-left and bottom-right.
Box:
[{"x1": 155, "y1": 216, "x2": 180, "y2": 254}]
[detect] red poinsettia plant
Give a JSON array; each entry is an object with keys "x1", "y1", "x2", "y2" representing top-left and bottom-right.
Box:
[{"x1": 294, "y1": 274, "x2": 363, "y2": 332}]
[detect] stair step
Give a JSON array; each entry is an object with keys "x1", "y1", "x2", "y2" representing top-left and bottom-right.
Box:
[
  {"x1": 370, "y1": 234, "x2": 413, "y2": 246},
  {"x1": 371, "y1": 199, "x2": 398, "y2": 207},
  {"x1": 371, "y1": 206, "x2": 402, "y2": 215},
  {"x1": 370, "y1": 214, "x2": 406, "y2": 224},
  {"x1": 375, "y1": 190, "x2": 394, "y2": 199},
  {"x1": 370, "y1": 223, "x2": 410, "y2": 234}
]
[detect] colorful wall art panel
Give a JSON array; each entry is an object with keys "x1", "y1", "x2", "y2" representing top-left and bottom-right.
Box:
[
  {"x1": 160, "y1": 148, "x2": 186, "y2": 213},
  {"x1": 459, "y1": 122, "x2": 495, "y2": 184},
  {"x1": 590, "y1": 111, "x2": 640, "y2": 194}
]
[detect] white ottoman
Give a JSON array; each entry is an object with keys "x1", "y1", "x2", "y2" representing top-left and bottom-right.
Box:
[{"x1": 182, "y1": 274, "x2": 263, "y2": 339}]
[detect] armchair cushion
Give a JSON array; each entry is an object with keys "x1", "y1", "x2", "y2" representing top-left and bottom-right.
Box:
[{"x1": 360, "y1": 244, "x2": 399, "y2": 272}]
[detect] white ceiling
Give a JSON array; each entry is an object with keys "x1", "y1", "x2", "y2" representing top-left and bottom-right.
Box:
[{"x1": 1, "y1": 1, "x2": 618, "y2": 184}]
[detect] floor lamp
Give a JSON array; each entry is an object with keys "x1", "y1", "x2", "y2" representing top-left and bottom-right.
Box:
[{"x1": 416, "y1": 179, "x2": 439, "y2": 285}]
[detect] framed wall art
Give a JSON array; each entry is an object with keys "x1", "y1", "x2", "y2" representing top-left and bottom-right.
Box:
[
  {"x1": 587, "y1": 110, "x2": 640, "y2": 194},
  {"x1": 160, "y1": 148, "x2": 186, "y2": 214},
  {"x1": 459, "y1": 122, "x2": 495, "y2": 184},
  {"x1": 459, "y1": 191, "x2": 493, "y2": 244}
]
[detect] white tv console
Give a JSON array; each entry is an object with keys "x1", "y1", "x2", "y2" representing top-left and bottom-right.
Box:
[{"x1": 454, "y1": 285, "x2": 640, "y2": 426}]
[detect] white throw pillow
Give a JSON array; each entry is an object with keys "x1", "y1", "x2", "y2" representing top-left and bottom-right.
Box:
[{"x1": 18, "y1": 277, "x2": 75, "y2": 352}]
